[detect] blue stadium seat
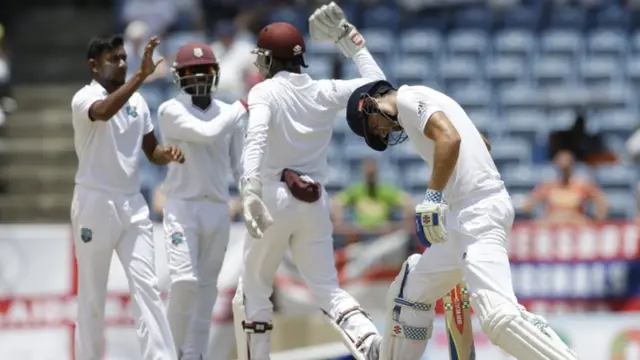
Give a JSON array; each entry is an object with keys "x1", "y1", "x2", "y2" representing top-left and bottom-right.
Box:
[
  {"x1": 486, "y1": 56, "x2": 527, "y2": 89},
  {"x1": 333, "y1": 114, "x2": 351, "y2": 135},
  {"x1": 447, "y1": 30, "x2": 489, "y2": 61},
  {"x1": 268, "y1": 7, "x2": 307, "y2": 32},
  {"x1": 305, "y1": 35, "x2": 337, "y2": 56},
  {"x1": 593, "y1": 110, "x2": 639, "y2": 137},
  {"x1": 631, "y1": 30, "x2": 640, "y2": 53},
  {"x1": 594, "y1": 6, "x2": 631, "y2": 31},
  {"x1": 326, "y1": 164, "x2": 350, "y2": 192},
  {"x1": 501, "y1": 6, "x2": 540, "y2": 30},
  {"x1": 533, "y1": 55, "x2": 574, "y2": 88},
  {"x1": 392, "y1": 56, "x2": 431, "y2": 85},
  {"x1": 388, "y1": 140, "x2": 420, "y2": 166},
  {"x1": 493, "y1": 29, "x2": 536, "y2": 60},
  {"x1": 305, "y1": 56, "x2": 333, "y2": 79},
  {"x1": 362, "y1": 6, "x2": 400, "y2": 30},
  {"x1": 450, "y1": 84, "x2": 493, "y2": 113},
  {"x1": 544, "y1": 85, "x2": 589, "y2": 112},
  {"x1": 403, "y1": 162, "x2": 432, "y2": 191},
  {"x1": 164, "y1": 31, "x2": 208, "y2": 56},
  {"x1": 548, "y1": 109, "x2": 579, "y2": 131},
  {"x1": 548, "y1": 6, "x2": 587, "y2": 30},
  {"x1": 466, "y1": 110, "x2": 496, "y2": 135},
  {"x1": 585, "y1": 83, "x2": 631, "y2": 112},
  {"x1": 439, "y1": 57, "x2": 482, "y2": 90},
  {"x1": 498, "y1": 85, "x2": 541, "y2": 112},
  {"x1": 342, "y1": 59, "x2": 389, "y2": 80},
  {"x1": 501, "y1": 164, "x2": 551, "y2": 191},
  {"x1": 360, "y1": 29, "x2": 395, "y2": 59},
  {"x1": 453, "y1": 7, "x2": 493, "y2": 31},
  {"x1": 344, "y1": 141, "x2": 375, "y2": 162},
  {"x1": 594, "y1": 164, "x2": 637, "y2": 190},
  {"x1": 399, "y1": 29, "x2": 442, "y2": 59},
  {"x1": 580, "y1": 56, "x2": 620, "y2": 87},
  {"x1": 605, "y1": 190, "x2": 634, "y2": 219},
  {"x1": 490, "y1": 137, "x2": 533, "y2": 168},
  {"x1": 539, "y1": 29, "x2": 583, "y2": 60},
  {"x1": 502, "y1": 109, "x2": 547, "y2": 142},
  {"x1": 625, "y1": 56, "x2": 640, "y2": 90},
  {"x1": 587, "y1": 30, "x2": 628, "y2": 59}
]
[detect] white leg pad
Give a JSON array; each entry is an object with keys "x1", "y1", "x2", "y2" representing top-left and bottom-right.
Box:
[
  {"x1": 472, "y1": 289, "x2": 578, "y2": 360},
  {"x1": 232, "y1": 278, "x2": 273, "y2": 360},
  {"x1": 380, "y1": 254, "x2": 435, "y2": 360},
  {"x1": 321, "y1": 306, "x2": 379, "y2": 360}
]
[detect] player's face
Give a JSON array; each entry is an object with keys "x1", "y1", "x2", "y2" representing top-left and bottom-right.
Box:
[
  {"x1": 180, "y1": 64, "x2": 216, "y2": 96},
  {"x1": 96, "y1": 46, "x2": 127, "y2": 88},
  {"x1": 366, "y1": 113, "x2": 395, "y2": 138}
]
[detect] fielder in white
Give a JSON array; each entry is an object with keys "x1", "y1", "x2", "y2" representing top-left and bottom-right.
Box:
[
  {"x1": 157, "y1": 41, "x2": 248, "y2": 360},
  {"x1": 70, "y1": 34, "x2": 185, "y2": 360},
  {"x1": 343, "y1": 79, "x2": 580, "y2": 360},
  {"x1": 233, "y1": 4, "x2": 388, "y2": 360}
]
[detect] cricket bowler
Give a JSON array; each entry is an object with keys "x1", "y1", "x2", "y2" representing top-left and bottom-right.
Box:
[
  {"x1": 343, "y1": 79, "x2": 580, "y2": 360},
  {"x1": 157, "y1": 41, "x2": 248, "y2": 360},
  {"x1": 232, "y1": 3, "x2": 389, "y2": 359},
  {"x1": 70, "y1": 34, "x2": 185, "y2": 360}
]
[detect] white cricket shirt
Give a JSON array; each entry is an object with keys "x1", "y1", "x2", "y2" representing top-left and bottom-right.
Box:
[
  {"x1": 158, "y1": 94, "x2": 247, "y2": 202},
  {"x1": 71, "y1": 80, "x2": 153, "y2": 194},
  {"x1": 242, "y1": 48, "x2": 386, "y2": 184},
  {"x1": 396, "y1": 85, "x2": 504, "y2": 204}
]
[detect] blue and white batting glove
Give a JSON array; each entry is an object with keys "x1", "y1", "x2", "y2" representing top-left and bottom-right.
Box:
[{"x1": 415, "y1": 189, "x2": 448, "y2": 247}]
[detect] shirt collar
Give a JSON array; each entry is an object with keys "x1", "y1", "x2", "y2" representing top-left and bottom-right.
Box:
[{"x1": 90, "y1": 80, "x2": 109, "y2": 95}]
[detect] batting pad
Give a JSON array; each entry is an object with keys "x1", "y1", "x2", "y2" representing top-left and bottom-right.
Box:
[{"x1": 472, "y1": 290, "x2": 578, "y2": 360}]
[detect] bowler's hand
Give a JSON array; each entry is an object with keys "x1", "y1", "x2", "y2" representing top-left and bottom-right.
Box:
[
  {"x1": 139, "y1": 37, "x2": 164, "y2": 78},
  {"x1": 161, "y1": 145, "x2": 185, "y2": 164}
]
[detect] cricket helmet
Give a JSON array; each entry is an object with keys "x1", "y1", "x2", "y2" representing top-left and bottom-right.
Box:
[{"x1": 172, "y1": 42, "x2": 220, "y2": 96}]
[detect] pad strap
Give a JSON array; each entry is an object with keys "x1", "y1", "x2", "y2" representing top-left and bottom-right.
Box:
[
  {"x1": 389, "y1": 321, "x2": 433, "y2": 341},
  {"x1": 241, "y1": 321, "x2": 273, "y2": 334},
  {"x1": 389, "y1": 257, "x2": 434, "y2": 341}
]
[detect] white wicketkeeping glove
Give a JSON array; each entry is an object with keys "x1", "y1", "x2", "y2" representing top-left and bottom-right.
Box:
[
  {"x1": 308, "y1": 1, "x2": 366, "y2": 58},
  {"x1": 240, "y1": 177, "x2": 274, "y2": 239},
  {"x1": 415, "y1": 189, "x2": 448, "y2": 246}
]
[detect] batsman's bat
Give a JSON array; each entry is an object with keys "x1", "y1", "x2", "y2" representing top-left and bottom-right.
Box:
[{"x1": 442, "y1": 282, "x2": 476, "y2": 360}]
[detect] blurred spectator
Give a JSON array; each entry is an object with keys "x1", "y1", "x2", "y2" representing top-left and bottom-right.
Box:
[
  {"x1": 124, "y1": 21, "x2": 168, "y2": 85},
  {"x1": 331, "y1": 158, "x2": 413, "y2": 234},
  {"x1": 548, "y1": 111, "x2": 617, "y2": 168},
  {"x1": 0, "y1": 23, "x2": 16, "y2": 116},
  {"x1": 524, "y1": 150, "x2": 608, "y2": 224},
  {"x1": 210, "y1": 20, "x2": 260, "y2": 101},
  {"x1": 120, "y1": 0, "x2": 176, "y2": 36}
]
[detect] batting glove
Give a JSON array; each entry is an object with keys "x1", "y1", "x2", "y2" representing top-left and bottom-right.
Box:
[
  {"x1": 308, "y1": 2, "x2": 365, "y2": 58},
  {"x1": 415, "y1": 189, "x2": 448, "y2": 246},
  {"x1": 240, "y1": 177, "x2": 274, "y2": 239}
]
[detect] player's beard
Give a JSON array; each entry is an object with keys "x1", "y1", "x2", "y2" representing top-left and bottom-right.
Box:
[{"x1": 102, "y1": 67, "x2": 126, "y2": 91}]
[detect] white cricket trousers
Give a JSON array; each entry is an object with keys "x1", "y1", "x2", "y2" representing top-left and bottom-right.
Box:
[
  {"x1": 384, "y1": 189, "x2": 516, "y2": 359},
  {"x1": 163, "y1": 198, "x2": 230, "y2": 360},
  {"x1": 70, "y1": 185, "x2": 176, "y2": 360},
  {"x1": 242, "y1": 182, "x2": 377, "y2": 358}
]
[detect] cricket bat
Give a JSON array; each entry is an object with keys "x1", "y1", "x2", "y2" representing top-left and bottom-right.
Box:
[{"x1": 442, "y1": 282, "x2": 476, "y2": 360}]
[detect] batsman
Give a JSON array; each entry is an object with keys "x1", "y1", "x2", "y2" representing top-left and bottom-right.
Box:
[{"x1": 343, "y1": 80, "x2": 580, "y2": 360}]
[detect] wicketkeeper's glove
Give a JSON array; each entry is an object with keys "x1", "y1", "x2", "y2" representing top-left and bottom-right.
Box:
[
  {"x1": 308, "y1": 1, "x2": 366, "y2": 58},
  {"x1": 240, "y1": 177, "x2": 274, "y2": 239},
  {"x1": 415, "y1": 189, "x2": 448, "y2": 246}
]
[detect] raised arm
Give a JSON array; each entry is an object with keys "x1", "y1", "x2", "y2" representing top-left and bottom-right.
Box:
[
  {"x1": 158, "y1": 101, "x2": 247, "y2": 144},
  {"x1": 309, "y1": 2, "x2": 386, "y2": 109},
  {"x1": 86, "y1": 37, "x2": 163, "y2": 121}
]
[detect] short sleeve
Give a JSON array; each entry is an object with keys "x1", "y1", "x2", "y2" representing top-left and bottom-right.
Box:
[
  {"x1": 318, "y1": 78, "x2": 372, "y2": 111},
  {"x1": 396, "y1": 86, "x2": 442, "y2": 132},
  {"x1": 71, "y1": 87, "x2": 105, "y2": 122}
]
